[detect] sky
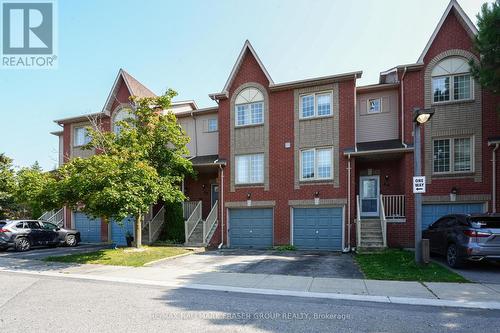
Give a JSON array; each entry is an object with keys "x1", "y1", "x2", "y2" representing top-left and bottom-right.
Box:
[{"x1": 0, "y1": 0, "x2": 488, "y2": 170}]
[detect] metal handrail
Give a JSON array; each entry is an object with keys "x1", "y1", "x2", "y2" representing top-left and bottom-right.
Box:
[
  {"x1": 379, "y1": 195, "x2": 387, "y2": 247},
  {"x1": 203, "y1": 201, "x2": 218, "y2": 244},
  {"x1": 148, "y1": 206, "x2": 165, "y2": 244},
  {"x1": 381, "y1": 194, "x2": 406, "y2": 220},
  {"x1": 183, "y1": 201, "x2": 200, "y2": 220},
  {"x1": 356, "y1": 195, "x2": 361, "y2": 248},
  {"x1": 39, "y1": 208, "x2": 64, "y2": 227},
  {"x1": 184, "y1": 201, "x2": 202, "y2": 243}
]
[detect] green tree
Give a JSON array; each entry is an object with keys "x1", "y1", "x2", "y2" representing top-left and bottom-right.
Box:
[
  {"x1": 470, "y1": 0, "x2": 500, "y2": 94},
  {"x1": 15, "y1": 162, "x2": 59, "y2": 219},
  {"x1": 59, "y1": 90, "x2": 193, "y2": 248},
  {"x1": 0, "y1": 154, "x2": 16, "y2": 219}
]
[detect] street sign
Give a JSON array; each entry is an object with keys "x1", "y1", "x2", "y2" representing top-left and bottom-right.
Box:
[{"x1": 413, "y1": 176, "x2": 426, "y2": 193}]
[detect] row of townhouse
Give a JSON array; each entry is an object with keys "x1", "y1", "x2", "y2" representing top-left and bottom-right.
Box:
[{"x1": 50, "y1": 0, "x2": 499, "y2": 250}]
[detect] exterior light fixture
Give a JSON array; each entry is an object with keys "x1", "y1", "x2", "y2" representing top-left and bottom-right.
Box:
[
  {"x1": 413, "y1": 108, "x2": 435, "y2": 124},
  {"x1": 247, "y1": 193, "x2": 252, "y2": 207},
  {"x1": 314, "y1": 191, "x2": 320, "y2": 205}
]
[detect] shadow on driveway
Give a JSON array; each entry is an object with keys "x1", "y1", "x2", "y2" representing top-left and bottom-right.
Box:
[
  {"x1": 433, "y1": 256, "x2": 500, "y2": 284},
  {"x1": 152, "y1": 249, "x2": 364, "y2": 279},
  {"x1": 0, "y1": 243, "x2": 111, "y2": 261}
]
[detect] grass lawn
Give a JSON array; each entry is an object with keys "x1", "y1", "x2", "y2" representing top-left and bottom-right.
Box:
[
  {"x1": 44, "y1": 246, "x2": 192, "y2": 267},
  {"x1": 355, "y1": 249, "x2": 468, "y2": 283}
]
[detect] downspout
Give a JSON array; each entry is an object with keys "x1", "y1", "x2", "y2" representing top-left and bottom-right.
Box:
[
  {"x1": 353, "y1": 74, "x2": 358, "y2": 152},
  {"x1": 344, "y1": 154, "x2": 352, "y2": 252},
  {"x1": 493, "y1": 144, "x2": 499, "y2": 213},
  {"x1": 400, "y1": 67, "x2": 408, "y2": 148},
  {"x1": 191, "y1": 112, "x2": 198, "y2": 157},
  {"x1": 218, "y1": 164, "x2": 225, "y2": 249}
]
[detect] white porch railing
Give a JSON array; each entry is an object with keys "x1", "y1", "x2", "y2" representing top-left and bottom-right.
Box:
[
  {"x1": 381, "y1": 194, "x2": 406, "y2": 222},
  {"x1": 146, "y1": 206, "x2": 165, "y2": 244},
  {"x1": 379, "y1": 195, "x2": 387, "y2": 247},
  {"x1": 39, "y1": 208, "x2": 64, "y2": 227},
  {"x1": 183, "y1": 201, "x2": 200, "y2": 220},
  {"x1": 356, "y1": 195, "x2": 361, "y2": 248},
  {"x1": 203, "y1": 201, "x2": 218, "y2": 244},
  {"x1": 184, "y1": 201, "x2": 202, "y2": 243}
]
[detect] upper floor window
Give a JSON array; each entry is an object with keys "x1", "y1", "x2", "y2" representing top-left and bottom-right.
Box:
[
  {"x1": 433, "y1": 137, "x2": 473, "y2": 174},
  {"x1": 300, "y1": 147, "x2": 333, "y2": 181},
  {"x1": 367, "y1": 98, "x2": 381, "y2": 113},
  {"x1": 207, "y1": 118, "x2": 218, "y2": 132},
  {"x1": 113, "y1": 107, "x2": 133, "y2": 134},
  {"x1": 300, "y1": 92, "x2": 332, "y2": 119},
  {"x1": 235, "y1": 87, "x2": 264, "y2": 127},
  {"x1": 431, "y1": 57, "x2": 472, "y2": 103},
  {"x1": 235, "y1": 153, "x2": 264, "y2": 184},
  {"x1": 74, "y1": 127, "x2": 90, "y2": 146}
]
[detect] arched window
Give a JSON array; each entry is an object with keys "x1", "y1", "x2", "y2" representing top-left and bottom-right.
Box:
[
  {"x1": 235, "y1": 87, "x2": 264, "y2": 126},
  {"x1": 431, "y1": 57, "x2": 472, "y2": 103},
  {"x1": 112, "y1": 107, "x2": 133, "y2": 134}
]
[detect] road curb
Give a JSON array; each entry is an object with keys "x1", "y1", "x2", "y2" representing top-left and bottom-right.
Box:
[
  {"x1": 2, "y1": 267, "x2": 500, "y2": 310},
  {"x1": 143, "y1": 248, "x2": 203, "y2": 266}
]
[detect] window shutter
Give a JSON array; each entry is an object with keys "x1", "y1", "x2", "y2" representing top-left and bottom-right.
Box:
[{"x1": 202, "y1": 119, "x2": 208, "y2": 132}]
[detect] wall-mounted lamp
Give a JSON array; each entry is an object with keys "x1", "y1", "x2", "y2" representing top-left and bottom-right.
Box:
[
  {"x1": 247, "y1": 193, "x2": 252, "y2": 207},
  {"x1": 450, "y1": 187, "x2": 458, "y2": 202},
  {"x1": 202, "y1": 184, "x2": 206, "y2": 192},
  {"x1": 384, "y1": 175, "x2": 390, "y2": 186}
]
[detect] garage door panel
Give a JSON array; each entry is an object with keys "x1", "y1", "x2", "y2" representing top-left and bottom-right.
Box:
[
  {"x1": 229, "y1": 209, "x2": 273, "y2": 249},
  {"x1": 74, "y1": 212, "x2": 101, "y2": 243},
  {"x1": 293, "y1": 207, "x2": 343, "y2": 251},
  {"x1": 422, "y1": 203, "x2": 485, "y2": 230}
]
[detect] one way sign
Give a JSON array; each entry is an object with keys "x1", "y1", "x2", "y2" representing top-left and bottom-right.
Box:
[{"x1": 413, "y1": 176, "x2": 426, "y2": 194}]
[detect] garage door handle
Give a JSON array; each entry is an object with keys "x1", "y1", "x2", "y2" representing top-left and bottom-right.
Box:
[
  {"x1": 250, "y1": 230, "x2": 252, "y2": 233},
  {"x1": 316, "y1": 230, "x2": 319, "y2": 234}
]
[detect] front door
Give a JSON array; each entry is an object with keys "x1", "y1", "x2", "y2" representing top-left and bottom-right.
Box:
[
  {"x1": 211, "y1": 184, "x2": 219, "y2": 207},
  {"x1": 360, "y1": 176, "x2": 379, "y2": 217}
]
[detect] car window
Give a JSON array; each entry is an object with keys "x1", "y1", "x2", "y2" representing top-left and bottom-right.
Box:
[
  {"x1": 0, "y1": 222, "x2": 6, "y2": 227},
  {"x1": 27, "y1": 221, "x2": 41, "y2": 229},
  {"x1": 431, "y1": 217, "x2": 448, "y2": 229},
  {"x1": 42, "y1": 222, "x2": 57, "y2": 230},
  {"x1": 16, "y1": 222, "x2": 25, "y2": 229}
]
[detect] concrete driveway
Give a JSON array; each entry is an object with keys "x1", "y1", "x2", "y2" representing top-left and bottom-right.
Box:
[
  {"x1": 150, "y1": 249, "x2": 364, "y2": 279},
  {"x1": 433, "y1": 258, "x2": 500, "y2": 284},
  {"x1": 0, "y1": 243, "x2": 110, "y2": 260}
]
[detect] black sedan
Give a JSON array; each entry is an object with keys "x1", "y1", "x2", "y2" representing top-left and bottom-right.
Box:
[
  {"x1": 0, "y1": 220, "x2": 80, "y2": 252},
  {"x1": 423, "y1": 213, "x2": 500, "y2": 267}
]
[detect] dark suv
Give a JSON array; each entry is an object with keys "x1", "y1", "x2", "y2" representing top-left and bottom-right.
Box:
[
  {"x1": 423, "y1": 213, "x2": 500, "y2": 267},
  {"x1": 0, "y1": 220, "x2": 81, "y2": 252}
]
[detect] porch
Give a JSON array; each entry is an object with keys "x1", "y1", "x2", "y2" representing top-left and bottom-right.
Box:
[{"x1": 182, "y1": 155, "x2": 224, "y2": 246}]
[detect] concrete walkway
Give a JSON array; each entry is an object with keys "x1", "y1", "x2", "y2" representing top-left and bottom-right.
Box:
[{"x1": 1, "y1": 257, "x2": 500, "y2": 310}]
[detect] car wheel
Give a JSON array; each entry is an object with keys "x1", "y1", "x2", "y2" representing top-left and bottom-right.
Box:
[
  {"x1": 65, "y1": 234, "x2": 78, "y2": 247},
  {"x1": 446, "y1": 244, "x2": 464, "y2": 268},
  {"x1": 0, "y1": 247, "x2": 7, "y2": 252},
  {"x1": 14, "y1": 238, "x2": 31, "y2": 252}
]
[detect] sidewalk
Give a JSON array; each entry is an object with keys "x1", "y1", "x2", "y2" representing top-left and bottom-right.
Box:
[{"x1": 1, "y1": 257, "x2": 500, "y2": 310}]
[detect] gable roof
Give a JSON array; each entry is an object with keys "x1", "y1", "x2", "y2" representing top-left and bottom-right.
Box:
[
  {"x1": 210, "y1": 40, "x2": 274, "y2": 99},
  {"x1": 102, "y1": 68, "x2": 157, "y2": 115},
  {"x1": 417, "y1": 0, "x2": 478, "y2": 63}
]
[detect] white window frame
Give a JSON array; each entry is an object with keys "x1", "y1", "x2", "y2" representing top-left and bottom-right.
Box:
[
  {"x1": 235, "y1": 101, "x2": 264, "y2": 127},
  {"x1": 207, "y1": 118, "x2": 218, "y2": 132},
  {"x1": 432, "y1": 136, "x2": 474, "y2": 175},
  {"x1": 299, "y1": 91, "x2": 333, "y2": 119},
  {"x1": 431, "y1": 74, "x2": 474, "y2": 104},
  {"x1": 73, "y1": 126, "x2": 90, "y2": 147},
  {"x1": 235, "y1": 153, "x2": 264, "y2": 185},
  {"x1": 367, "y1": 98, "x2": 382, "y2": 114},
  {"x1": 299, "y1": 147, "x2": 333, "y2": 181}
]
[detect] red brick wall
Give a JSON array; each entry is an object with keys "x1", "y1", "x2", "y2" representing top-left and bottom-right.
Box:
[
  {"x1": 184, "y1": 171, "x2": 218, "y2": 219},
  {"x1": 214, "y1": 50, "x2": 356, "y2": 247}
]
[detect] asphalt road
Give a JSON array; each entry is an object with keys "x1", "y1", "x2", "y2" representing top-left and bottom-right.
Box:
[
  {"x1": 0, "y1": 244, "x2": 110, "y2": 260},
  {"x1": 0, "y1": 271, "x2": 499, "y2": 333}
]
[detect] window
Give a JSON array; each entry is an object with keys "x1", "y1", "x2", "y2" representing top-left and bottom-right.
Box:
[
  {"x1": 27, "y1": 221, "x2": 41, "y2": 229},
  {"x1": 113, "y1": 107, "x2": 133, "y2": 134},
  {"x1": 300, "y1": 92, "x2": 332, "y2": 118},
  {"x1": 74, "y1": 127, "x2": 90, "y2": 146},
  {"x1": 42, "y1": 222, "x2": 57, "y2": 230},
  {"x1": 207, "y1": 118, "x2": 218, "y2": 132},
  {"x1": 367, "y1": 98, "x2": 381, "y2": 113},
  {"x1": 234, "y1": 87, "x2": 264, "y2": 126},
  {"x1": 433, "y1": 137, "x2": 473, "y2": 174},
  {"x1": 431, "y1": 57, "x2": 472, "y2": 103},
  {"x1": 235, "y1": 154, "x2": 264, "y2": 184},
  {"x1": 300, "y1": 147, "x2": 333, "y2": 181}
]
